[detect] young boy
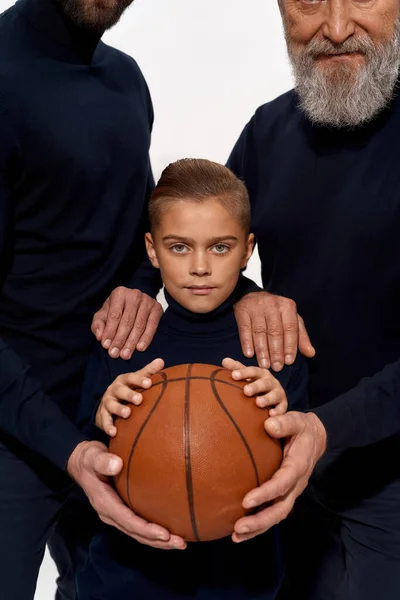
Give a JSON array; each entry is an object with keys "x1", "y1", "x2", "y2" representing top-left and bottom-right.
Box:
[{"x1": 77, "y1": 159, "x2": 308, "y2": 600}]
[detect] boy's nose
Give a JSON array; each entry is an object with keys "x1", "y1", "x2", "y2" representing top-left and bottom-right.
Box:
[{"x1": 189, "y1": 253, "x2": 211, "y2": 276}]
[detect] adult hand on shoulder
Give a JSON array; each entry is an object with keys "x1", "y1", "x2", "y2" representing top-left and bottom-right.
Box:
[
  {"x1": 91, "y1": 287, "x2": 163, "y2": 361},
  {"x1": 232, "y1": 411, "x2": 327, "y2": 544},
  {"x1": 234, "y1": 292, "x2": 315, "y2": 371},
  {"x1": 67, "y1": 440, "x2": 186, "y2": 550}
]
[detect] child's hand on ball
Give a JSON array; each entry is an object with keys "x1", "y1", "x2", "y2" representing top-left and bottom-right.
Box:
[
  {"x1": 95, "y1": 358, "x2": 165, "y2": 436},
  {"x1": 222, "y1": 358, "x2": 288, "y2": 416}
]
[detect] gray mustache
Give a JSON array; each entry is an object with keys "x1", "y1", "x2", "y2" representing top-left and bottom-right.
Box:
[{"x1": 305, "y1": 36, "x2": 375, "y2": 58}]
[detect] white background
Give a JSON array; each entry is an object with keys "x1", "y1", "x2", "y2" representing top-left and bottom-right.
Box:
[{"x1": 1, "y1": 0, "x2": 294, "y2": 597}]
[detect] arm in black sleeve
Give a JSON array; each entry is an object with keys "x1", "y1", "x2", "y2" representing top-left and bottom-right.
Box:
[
  {"x1": 77, "y1": 345, "x2": 113, "y2": 444},
  {"x1": 0, "y1": 340, "x2": 87, "y2": 470},
  {"x1": 0, "y1": 95, "x2": 86, "y2": 470},
  {"x1": 312, "y1": 359, "x2": 400, "y2": 452}
]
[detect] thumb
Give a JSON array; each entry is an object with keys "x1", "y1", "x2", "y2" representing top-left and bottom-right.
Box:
[
  {"x1": 265, "y1": 412, "x2": 303, "y2": 440},
  {"x1": 92, "y1": 451, "x2": 123, "y2": 477}
]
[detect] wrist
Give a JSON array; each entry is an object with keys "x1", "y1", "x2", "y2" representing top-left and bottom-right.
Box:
[{"x1": 308, "y1": 412, "x2": 327, "y2": 460}]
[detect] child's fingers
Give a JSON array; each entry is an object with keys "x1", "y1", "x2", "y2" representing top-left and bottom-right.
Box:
[
  {"x1": 135, "y1": 358, "x2": 165, "y2": 380},
  {"x1": 269, "y1": 401, "x2": 288, "y2": 417},
  {"x1": 255, "y1": 390, "x2": 286, "y2": 409},
  {"x1": 112, "y1": 384, "x2": 143, "y2": 406},
  {"x1": 232, "y1": 365, "x2": 270, "y2": 384},
  {"x1": 243, "y1": 375, "x2": 276, "y2": 397},
  {"x1": 99, "y1": 407, "x2": 118, "y2": 437},
  {"x1": 104, "y1": 398, "x2": 131, "y2": 419},
  {"x1": 222, "y1": 357, "x2": 246, "y2": 372}
]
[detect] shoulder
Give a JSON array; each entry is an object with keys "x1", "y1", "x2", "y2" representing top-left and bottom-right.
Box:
[
  {"x1": 98, "y1": 42, "x2": 153, "y2": 123},
  {"x1": 241, "y1": 89, "x2": 298, "y2": 147}
]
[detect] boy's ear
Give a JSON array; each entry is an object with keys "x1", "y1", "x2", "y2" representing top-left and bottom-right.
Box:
[
  {"x1": 241, "y1": 233, "x2": 255, "y2": 269},
  {"x1": 145, "y1": 233, "x2": 160, "y2": 269}
]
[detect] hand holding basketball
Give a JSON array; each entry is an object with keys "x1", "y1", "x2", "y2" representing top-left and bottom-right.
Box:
[
  {"x1": 95, "y1": 358, "x2": 165, "y2": 436},
  {"x1": 232, "y1": 411, "x2": 327, "y2": 544},
  {"x1": 222, "y1": 357, "x2": 288, "y2": 416}
]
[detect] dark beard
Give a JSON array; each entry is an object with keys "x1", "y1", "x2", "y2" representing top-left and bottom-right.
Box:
[{"x1": 57, "y1": 0, "x2": 133, "y2": 32}]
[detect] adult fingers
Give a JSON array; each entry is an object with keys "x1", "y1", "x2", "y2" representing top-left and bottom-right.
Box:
[
  {"x1": 298, "y1": 315, "x2": 316, "y2": 358},
  {"x1": 280, "y1": 299, "x2": 299, "y2": 365},
  {"x1": 107, "y1": 291, "x2": 142, "y2": 358},
  {"x1": 100, "y1": 289, "x2": 129, "y2": 352},
  {"x1": 233, "y1": 493, "x2": 294, "y2": 540},
  {"x1": 134, "y1": 301, "x2": 164, "y2": 354},
  {"x1": 91, "y1": 298, "x2": 110, "y2": 341}
]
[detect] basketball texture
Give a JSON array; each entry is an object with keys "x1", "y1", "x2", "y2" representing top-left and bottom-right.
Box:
[{"x1": 109, "y1": 363, "x2": 283, "y2": 542}]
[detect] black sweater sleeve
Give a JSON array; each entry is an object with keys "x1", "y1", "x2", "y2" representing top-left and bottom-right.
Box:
[
  {"x1": 0, "y1": 97, "x2": 86, "y2": 470},
  {"x1": 312, "y1": 359, "x2": 400, "y2": 452},
  {"x1": 0, "y1": 340, "x2": 87, "y2": 470}
]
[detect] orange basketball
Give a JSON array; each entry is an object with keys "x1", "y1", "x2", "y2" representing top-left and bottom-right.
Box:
[{"x1": 109, "y1": 363, "x2": 283, "y2": 542}]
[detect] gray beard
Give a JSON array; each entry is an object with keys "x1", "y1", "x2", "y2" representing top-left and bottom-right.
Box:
[{"x1": 285, "y1": 21, "x2": 400, "y2": 128}]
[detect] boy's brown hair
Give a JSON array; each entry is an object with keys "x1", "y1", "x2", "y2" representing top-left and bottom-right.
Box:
[{"x1": 149, "y1": 158, "x2": 251, "y2": 233}]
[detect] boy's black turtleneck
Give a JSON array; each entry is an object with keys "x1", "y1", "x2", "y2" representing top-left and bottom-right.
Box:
[
  {"x1": 79, "y1": 287, "x2": 309, "y2": 435},
  {"x1": 0, "y1": 0, "x2": 162, "y2": 468}
]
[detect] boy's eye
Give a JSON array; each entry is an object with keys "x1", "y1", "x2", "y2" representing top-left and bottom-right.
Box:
[
  {"x1": 212, "y1": 244, "x2": 229, "y2": 254},
  {"x1": 171, "y1": 244, "x2": 188, "y2": 254}
]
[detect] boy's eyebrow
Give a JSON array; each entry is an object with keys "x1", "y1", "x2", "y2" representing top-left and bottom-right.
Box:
[{"x1": 162, "y1": 235, "x2": 240, "y2": 244}]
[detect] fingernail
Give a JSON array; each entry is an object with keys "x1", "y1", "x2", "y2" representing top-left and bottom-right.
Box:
[
  {"x1": 272, "y1": 362, "x2": 282, "y2": 372},
  {"x1": 232, "y1": 370, "x2": 240, "y2": 379},
  {"x1": 121, "y1": 348, "x2": 131, "y2": 359},
  {"x1": 137, "y1": 342, "x2": 146, "y2": 351},
  {"x1": 245, "y1": 348, "x2": 253, "y2": 358},
  {"x1": 122, "y1": 408, "x2": 130, "y2": 417},
  {"x1": 110, "y1": 347, "x2": 119, "y2": 358},
  {"x1": 267, "y1": 419, "x2": 280, "y2": 434},
  {"x1": 157, "y1": 533, "x2": 169, "y2": 541},
  {"x1": 142, "y1": 378, "x2": 151, "y2": 386},
  {"x1": 103, "y1": 339, "x2": 111, "y2": 349},
  {"x1": 107, "y1": 458, "x2": 119, "y2": 474},
  {"x1": 132, "y1": 393, "x2": 142, "y2": 404},
  {"x1": 285, "y1": 354, "x2": 294, "y2": 365},
  {"x1": 237, "y1": 526, "x2": 250, "y2": 535},
  {"x1": 245, "y1": 498, "x2": 256, "y2": 508},
  {"x1": 260, "y1": 358, "x2": 270, "y2": 369},
  {"x1": 96, "y1": 328, "x2": 101, "y2": 339},
  {"x1": 245, "y1": 385, "x2": 253, "y2": 395}
]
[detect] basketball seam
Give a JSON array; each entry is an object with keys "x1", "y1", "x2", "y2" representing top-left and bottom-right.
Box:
[
  {"x1": 210, "y1": 369, "x2": 261, "y2": 488},
  {"x1": 125, "y1": 372, "x2": 168, "y2": 511},
  {"x1": 185, "y1": 364, "x2": 201, "y2": 542}
]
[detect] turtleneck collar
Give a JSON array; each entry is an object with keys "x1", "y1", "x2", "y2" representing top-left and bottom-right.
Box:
[
  {"x1": 161, "y1": 288, "x2": 238, "y2": 336},
  {"x1": 16, "y1": 0, "x2": 103, "y2": 64}
]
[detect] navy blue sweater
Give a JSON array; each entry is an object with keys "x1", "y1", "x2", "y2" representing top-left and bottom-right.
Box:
[
  {"x1": 0, "y1": 0, "x2": 161, "y2": 468},
  {"x1": 77, "y1": 289, "x2": 308, "y2": 600},
  {"x1": 227, "y1": 91, "x2": 400, "y2": 509}
]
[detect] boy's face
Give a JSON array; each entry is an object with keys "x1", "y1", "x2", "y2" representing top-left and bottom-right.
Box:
[{"x1": 146, "y1": 198, "x2": 254, "y2": 313}]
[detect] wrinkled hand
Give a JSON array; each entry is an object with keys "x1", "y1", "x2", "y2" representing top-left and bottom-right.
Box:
[
  {"x1": 96, "y1": 358, "x2": 165, "y2": 437},
  {"x1": 234, "y1": 292, "x2": 315, "y2": 371},
  {"x1": 232, "y1": 411, "x2": 327, "y2": 543},
  {"x1": 222, "y1": 358, "x2": 288, "y2": 416},
  {"x1": 91, "y1": 287, "x2": 163, "y2": 360},
  {"x1": 67, "y1": 440, "x2": 186, "y2": 550}
]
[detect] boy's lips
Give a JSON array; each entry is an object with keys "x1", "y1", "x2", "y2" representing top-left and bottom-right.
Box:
[{"x1": 185, "y1": 286, "x2": 216, "y2": 296}]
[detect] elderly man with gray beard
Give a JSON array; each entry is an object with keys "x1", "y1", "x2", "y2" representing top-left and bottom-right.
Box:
[{"x1": 225, "y1": 1, "x2": 400, "y2": 599}]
